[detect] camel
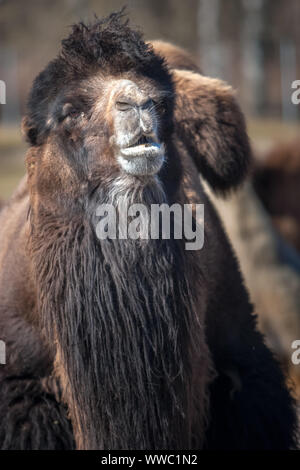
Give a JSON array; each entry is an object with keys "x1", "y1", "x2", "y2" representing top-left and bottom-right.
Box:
[{"x1": 0, "y1": 13, "x2": 297, "y2": 449}]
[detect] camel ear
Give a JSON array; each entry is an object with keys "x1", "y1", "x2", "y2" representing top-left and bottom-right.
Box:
[
  {"x1": 21, "y1": 116, "x2": 39, "y2": 146},
  {"x1": 172, "y1": 69, "x2": 252, "y2": 194}
]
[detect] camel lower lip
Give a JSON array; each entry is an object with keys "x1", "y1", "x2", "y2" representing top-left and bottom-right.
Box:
[
  {"x1": 117, "y1": 153, "x2": 165, "y2": 176},
  {"x1": 120, "y1": 143, "x2": 162, "y2": 158},
  {"x1": 117, "y1": 143, "x2": 165, "y2": 175}
]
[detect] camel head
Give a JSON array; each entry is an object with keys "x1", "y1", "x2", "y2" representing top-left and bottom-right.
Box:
[{"x1": 23, "y1": 12, "x2": 178, "y2": 217}]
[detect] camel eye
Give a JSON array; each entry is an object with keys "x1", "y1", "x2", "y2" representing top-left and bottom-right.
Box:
[
  {"x1": 116, "y1": 101, "x2": 132, "y2": 111},
  {"x1": 150, "y1": 99, "x2": 166, "y2": 115},
  {"x1": 68, "y1": 109, "x2": 80, "y2": 118},
  {"x1": 157, "y1": 99, "x2": 168, "y2": 113},
  {"x1": 60, "y1": 103, "x2": 83, "y2": 122},
  {"x1": 66, "y1": 108, "x2": 83, "y2": 120}
]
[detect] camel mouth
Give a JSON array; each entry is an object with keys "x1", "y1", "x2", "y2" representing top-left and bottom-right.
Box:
[
  {"x1": 118, "y1": 141, "x2": 165, "y2": 175},
  {"x1": 131, "y1": 135, "x2": 152, "y2": 146}
]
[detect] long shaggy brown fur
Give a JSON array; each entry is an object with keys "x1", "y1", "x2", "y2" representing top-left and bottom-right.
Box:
[
  {"x1": 0, "y1": 15, "x2": 298, "y2": 450},
  {"x1": 29, "y1": 182, "x2": 210, "y2": 449},
  {"x1": 0, "y1": 377, "x2": 74, "y2": 450},
  {"x1": 151, "y1": 40, "x2": 201, "y2": 73}
]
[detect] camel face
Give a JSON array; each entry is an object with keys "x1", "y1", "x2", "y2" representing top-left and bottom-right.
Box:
[
  {"x1": 22, "y1": 15, "x2": 175, "y2": 216},
  {"x1": 25, "y1": 72, "x2": 174, "y2": 216},
  {"x1": 108, "y1": 79, "x2": 166, "y2": 176},
  {"x1": 25, "y1": 77, "x2": 175, "y2": 217}
]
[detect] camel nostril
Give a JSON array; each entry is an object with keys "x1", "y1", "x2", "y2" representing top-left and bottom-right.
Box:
[{"x1": 141, "y1": 124, "x2": 153, "y2": 136}]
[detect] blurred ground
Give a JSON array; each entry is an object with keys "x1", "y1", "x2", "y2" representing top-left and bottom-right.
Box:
[{"x1": 0, "y1": 119, "x2": 299, "y2": 200}]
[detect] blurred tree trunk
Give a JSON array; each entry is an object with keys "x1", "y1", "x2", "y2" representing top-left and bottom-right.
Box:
[
  {"x1": 240, "y1": 0, "x2": 265, "y2": 115},
  {"x1": 197, "y1": 0, "x2": 222, "y2": 77}
]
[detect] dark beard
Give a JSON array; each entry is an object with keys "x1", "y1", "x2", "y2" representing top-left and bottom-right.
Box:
[{"x1": 30, "y1": 177, "x2": 210, "y2": 449}]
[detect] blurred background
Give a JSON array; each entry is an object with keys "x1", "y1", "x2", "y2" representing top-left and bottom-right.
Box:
[{"x1": 0, "y1": 0, "x2": 299, "y2": 198}]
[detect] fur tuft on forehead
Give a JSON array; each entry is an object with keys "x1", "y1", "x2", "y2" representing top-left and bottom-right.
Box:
[{"x1": 61, "y1": 10, "x2": 167, "y2": 76}]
